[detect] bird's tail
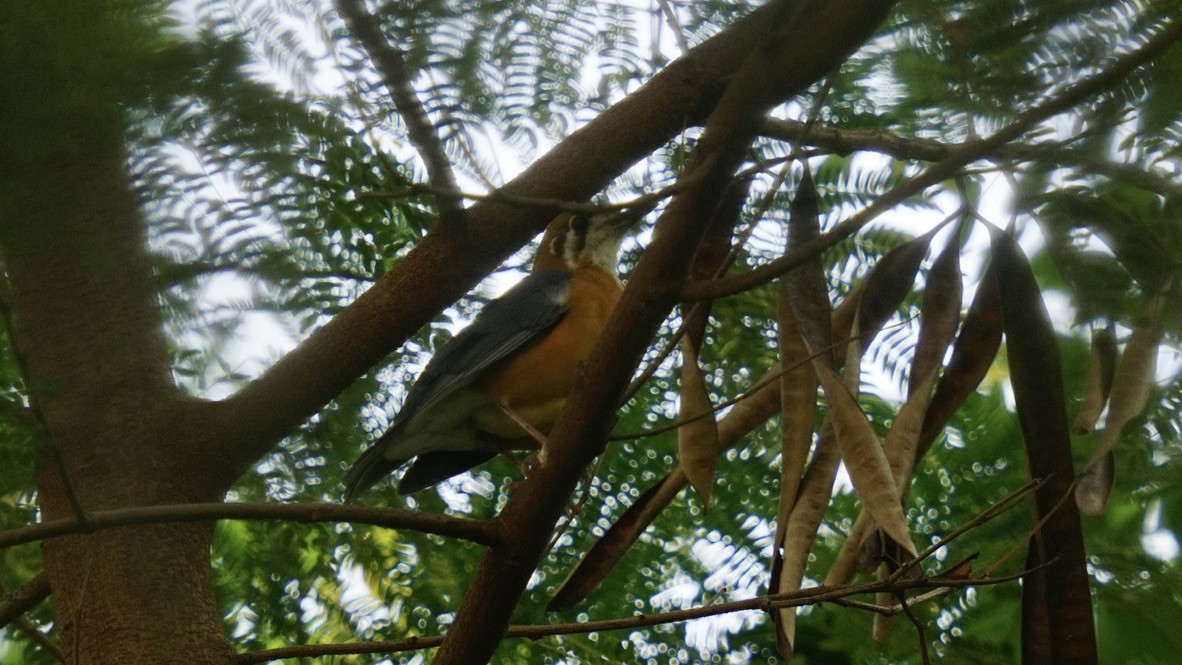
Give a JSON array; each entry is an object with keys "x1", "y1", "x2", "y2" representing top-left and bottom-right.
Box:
[
  {"x1": 342, "y1": 441, "x2": 405, "y2": 504},
  {"x1": 396, "y1": 450, "x2": 498, "y2": 494}
]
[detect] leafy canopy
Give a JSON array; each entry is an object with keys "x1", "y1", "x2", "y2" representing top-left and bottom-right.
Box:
[{"x1": 2, "y1": 0, "x2": 1181, "y2": 663}]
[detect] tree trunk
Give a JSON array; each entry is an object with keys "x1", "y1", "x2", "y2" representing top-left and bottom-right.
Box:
[{"x1": 2, "y1": 144, "x2": 235, "y2": 663}]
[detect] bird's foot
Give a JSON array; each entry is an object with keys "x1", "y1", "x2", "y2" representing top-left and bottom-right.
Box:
[
  {"x1": 493, "y1": 442, "x2": 531, "y2": 476},
  {"x1": 495, "y1": 401, "x2": 548, "y2": 448}
]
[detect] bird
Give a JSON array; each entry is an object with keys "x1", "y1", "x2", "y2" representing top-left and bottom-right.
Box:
[{"x1": 343, "y1": 205, "x2": 649, "y2": 501}]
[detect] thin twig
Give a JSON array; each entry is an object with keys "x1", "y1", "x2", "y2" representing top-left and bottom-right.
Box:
[
  {"x1": 334, "y1": 0, "x2": 465, "y2": 227},
  {"x1": 160, "y1": 260, "x2": 376, "y2": 287},
  {"x1": 424, "y1": 67, "x2": 502, "y2": 190},
  {"x1": 43, "y1": 444, "x2": 94, "y2": 530},
  {"x1": 621, "y1": 78, "x2": 833, "y2": 404},
  {"x1": 683, "y1": 18, "x2": 1182, "y2": 301},
  {"x1": 654, "y1": 0, "x2": 690, "y2": 53},
  {"x1": 0, "y1": 501, "x2": 501, "y2": 551},
  {"x1": 0, "y1": 267, "x2": 92, "y2": 528},
  {"x1": 897, "y1": 591, "x2": 933, "y2": 665},
  {"x1": 829, "y1": 596, "x2": 895, "y2": 614},
  {"x1": 612, "y1": 314, "x2": 916, "y2": 440},
  {"x1": 983, "y1": 477, "x2": 1078, "y2": 576},
  {"x1": 884, "y1": 586, "x2": 955, "y2": 613},
  {"x1": 540, "y1": 458, "x2": 604, "y2": 560},
  {"x1": 358, "y1": 167, "x2": 707, "y2": 216},
  {"x1": 759, "y1": 118, "x2": 1182, "y2": 200},
  {"x1": 232, "y1": 563, "x2": 1036, "y2": 663},
  {"x1": 15, "y1": 616, "x2": 64, "y2": 663},
  {"x1": 315, "y1": 9, "x2": 407, "y2": 188},
  {"x1": 720, "y1": 74, "x2": 829, "y2": 265},
  {"x1": 886, "y1": 477, "x2": 1045, "y2": 585},
  {"x1": 620, "y1": 325, "x2": 683, "y2": 404},
  {"x1": 496, "y1": 402, "x2": 548, "y2": 448}
]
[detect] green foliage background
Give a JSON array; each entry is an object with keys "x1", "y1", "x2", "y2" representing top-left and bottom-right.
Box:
[{"x1": 2, "y1": 0, "x2": 1181, "y2": 663}]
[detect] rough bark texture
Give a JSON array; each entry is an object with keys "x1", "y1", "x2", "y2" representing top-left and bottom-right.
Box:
[{"x1": 2, "y1": 142, "x2": 233, "y2": 661}]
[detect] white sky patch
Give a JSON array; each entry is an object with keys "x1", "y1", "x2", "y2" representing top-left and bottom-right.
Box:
[{"x1": 1142, "y1": 499, "x2": 1180, "y2": 561}]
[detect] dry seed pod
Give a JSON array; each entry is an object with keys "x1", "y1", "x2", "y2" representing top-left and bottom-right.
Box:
[
  {"x1": 677, "y1": 340, "x2": 718, "y2": 508},
  {"x1": 1072, "y1": 325, "x2": 1117, "y2": 436}
]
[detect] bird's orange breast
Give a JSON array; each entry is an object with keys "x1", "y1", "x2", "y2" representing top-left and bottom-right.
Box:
[{"x1": 475, "y1": 267, "x2": 622, "y2": 438}]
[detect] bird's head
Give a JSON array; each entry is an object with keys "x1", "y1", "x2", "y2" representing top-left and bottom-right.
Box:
[{"x1": 532, "y1": 203, "x2": 654, "y2": 273}]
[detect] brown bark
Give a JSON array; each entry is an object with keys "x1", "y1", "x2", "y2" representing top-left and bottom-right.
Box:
[
  {"x1": 2, "y1": 138, "x2": 233, "y2": 661},
  {"x1": 0, "y1": 573, "x2": 50, "y2": 630}
]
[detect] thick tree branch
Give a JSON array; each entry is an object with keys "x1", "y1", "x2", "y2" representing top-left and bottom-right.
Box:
[
  {"x1": 218, "y1": 0, "x2": 794, "y2": 481},
  {"x1": 760, "y1": 117, "x2": 1182, "y2": 199},
  {"x1": 334, "y1": 0, "x2": 465, "y2": 227},
  {"x1": 156, "y1": 259, "x2": 376, "y2": 288},
  {"x1": 683, "y1": 16, "x2": 1182, "y2": 301},
  {"x1": 0, "y1": 572, "x2": 50, "y2": 631},
  {"x1": 431, "y1": 1, "x2": 897, "y2": 662},
  {"x1": 0, "y1": 502, "x2": 500, "y2": 551}
]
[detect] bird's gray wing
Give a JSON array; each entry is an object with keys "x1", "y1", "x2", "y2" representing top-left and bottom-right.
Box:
[
  {"x1": 393, "y1": 269, "x2": 571, "y2": 426},
  {"x1": 342, "y1": 270, "x2": 571, "y2": 501}
]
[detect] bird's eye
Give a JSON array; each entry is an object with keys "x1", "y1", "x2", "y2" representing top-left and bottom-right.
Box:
[{"x1": 569, "y1": 215, "x2": 589, "y2": 233}]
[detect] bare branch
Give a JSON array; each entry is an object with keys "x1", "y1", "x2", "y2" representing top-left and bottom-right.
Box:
[
  {"x1": 157, "y1": 260, "x2": 376, "y2": 287},
  {"x1": 0, "y1": 502, "x2": 501, "y2": 551},
  {"x1": 760, "y1": 116, "x2": 950, "y2": 161},
  {"x1": 898, "y1": 591, "x2": 933, "y2": 665},
  {"x1": 619, "y1": 83, "x2": 831, "y2": 405},
  {"x1": 984, "y1": 477, "x2": 1079, "y2": 577},
  {"x1": 887, "y1": 477, "x2": 1044, "y2": 584},
  {"x1": 358, "y1": 168, "x2": 705, "y2": 216},
  {"x1": 234, "y1": 563, "x2": 1033, "y2": 664},
  {"x1": 14, "y1": 616, "x2": 63, "y2": 663},
  {"x1": 0, "y1": 267, "x2": 92, "y2": 528},
  {"x1": 761, "y1": 117, "x2": 1182, "y2": 199},
  {"x1": 0, "y1": 572, "x2": 50, "y2": 631},
  {"x1": 612, "y1": 315, "x2": 916, "y2": 440},
  {"x1": 334, "y1": 0, "x2": 465, "y2": 227},
  {"x1": 683, "y1": 17, "x2": 1182, "y2": 301},
  {"x1": 43, "y1": 444, "x2": 94, "y2": 531},
  {"x1": 235, "y1": 473, "x2": 1056, "y2": 665},
  {"x1": 655, "y1": 0, "x2": 690, "y2": 53}
]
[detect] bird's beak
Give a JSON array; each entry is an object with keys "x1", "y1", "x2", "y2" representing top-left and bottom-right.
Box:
[{"x1": 603, "y1": 198, "x2": 658, "y2": 230}]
